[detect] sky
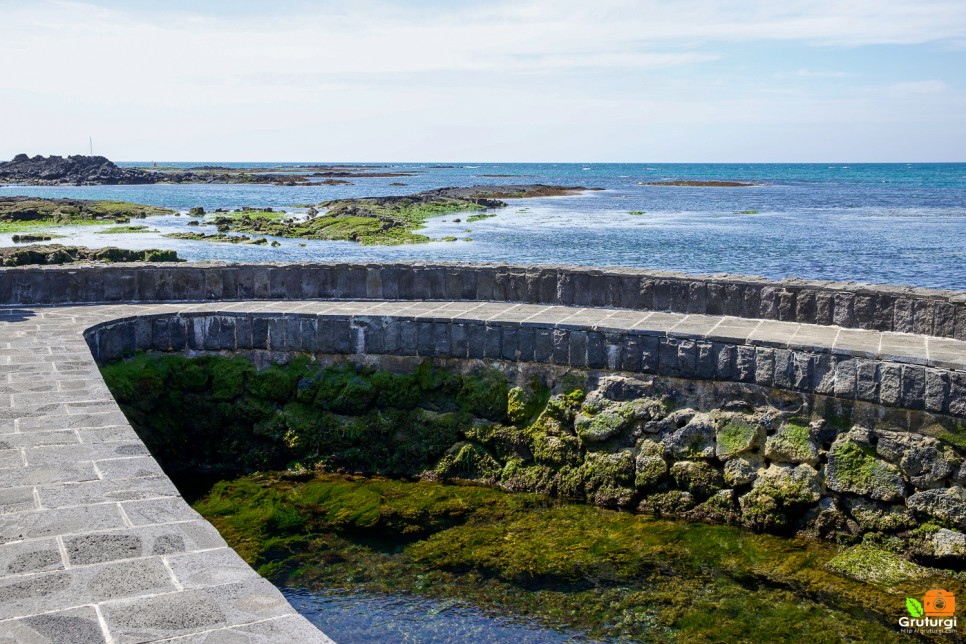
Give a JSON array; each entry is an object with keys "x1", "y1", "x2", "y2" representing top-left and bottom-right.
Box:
[{"x1": 1, "y1": 0, "x2": 965, "y2": 162}]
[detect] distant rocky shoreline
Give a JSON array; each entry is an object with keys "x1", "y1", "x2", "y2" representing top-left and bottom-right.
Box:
[{"x1": 0, "y1": 154, "x2": 413, "y2": 186}]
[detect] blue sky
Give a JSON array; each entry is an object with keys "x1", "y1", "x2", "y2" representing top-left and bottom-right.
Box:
[{"x1": 1, "y1": 0, "x2": 964, "y2": 161}]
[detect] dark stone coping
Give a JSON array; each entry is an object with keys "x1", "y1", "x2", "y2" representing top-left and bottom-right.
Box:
[
  {"x1": 82, "y1": 303, "x2": 966, "y2": 420},
  {"x1": 1, "y1": 262, "x2": 964, "y2": 340}
]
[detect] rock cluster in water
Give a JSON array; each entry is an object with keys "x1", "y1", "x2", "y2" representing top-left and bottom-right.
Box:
[{"x1": 0, "y1": 154, "x2": 156, "y2": 185}]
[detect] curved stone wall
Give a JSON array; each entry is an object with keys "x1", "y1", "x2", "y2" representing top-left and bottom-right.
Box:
[
  {"x1": 4, "y1": 262, "x2": 966, "y2": 339},
  {"x1": 83, "y1": 309, "x2": 966, "y2": 423}
]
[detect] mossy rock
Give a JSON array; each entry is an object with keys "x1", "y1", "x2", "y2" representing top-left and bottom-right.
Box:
[
  {"x1": 499, "y1": 460, "x2": 558, "y2": 495},
  {"x1": 826, "y1": 436, "x2": 906, "y2": 503},
  {"x1": 723, "y1": 453, "x2": 762, "y2": 488},
  {"x1": 662, "y1": 413, "x2": 717, "y2": 460},
  {"x1": 670, "y1": 461, "x2": 725, "y2": 501},
  {"x1": 825, "y1": 545, "x2": 930, "y2": 589},
  {"x1": 464, "y1": 420, "x2": 533, "y2": 462},
  {"x1": 715, "y1": 417, "x2": 763, "y2": 460},
  {"x1": 764, "y1": 421, "x2": 819, "y2": 465},
  {"x1": 434, "y1": 442, "x2": 502, "y2": 482},
  {"x1": 640, "y1": 490, "x2": 696, "y2": 515},
  {"x1": 634, "y1": 439, "x2": 668, "y2": 491},
  {"x1": 842, "y1": 496, "x2": 914, "y2": 532},
  {"x1": 739, "y1": 464, "x2": 821, "y2": 532},
  {"x1": 455, "y1": 370, "x2": 509, "y2": 421}
]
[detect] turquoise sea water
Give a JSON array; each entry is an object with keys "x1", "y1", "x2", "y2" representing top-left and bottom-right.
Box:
[{"x1": 2, "y1": 162, "x2": 965, "y2": 289}]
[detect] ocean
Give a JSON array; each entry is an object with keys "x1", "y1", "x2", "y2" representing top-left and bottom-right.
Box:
[{"x1": 3, "y1": 162, "x2": 965, "y2": 290}]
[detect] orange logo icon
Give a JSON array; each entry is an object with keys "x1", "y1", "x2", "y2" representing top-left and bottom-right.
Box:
[{"x1": 924, "y1": 589, "x2": 956, "y2": 617}]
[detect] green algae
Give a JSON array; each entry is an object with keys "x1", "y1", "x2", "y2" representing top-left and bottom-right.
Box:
[
  {"x1": 193, "y1": 471, "x2": 950, "y2": 642},
  {"x1": 97, "y1": 225, "x2": 158, "y2": 234}
]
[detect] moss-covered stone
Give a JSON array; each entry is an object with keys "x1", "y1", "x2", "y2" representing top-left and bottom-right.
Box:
[
  {"x1": 670, "y1": 461, "x2": 724, "y2": 501},
  {"x1": 739, "y1": 464, "x2": 821, "y2": 532},
  {"x1": 842, "y1": 496, "x2": 914, "y2": 532},
  {"x1": 826, "y1": 436, "x2": 906, "y2": 502},
  {"x1": 662, "y1": 413, "x2": 717, "y2": 460},
  {"x1": 434, "y1": 442, "x2": 502, "y2": 482},
  {"x1": 715, "y1": 417, "x2": 763, "y2": 460},
  {"x1": 764, "y1": 421, "x2": 819, "y2": 465},
  {"x1": 825, "y1": 545, "x2": 930, "y2": 588},
  {"x1": 499, "y1": 460, "x2": 558, "y2": 495},
  {"x1": 634, "y1": 439, "x2": 668, "y2": 491},
  {"x1": 723, "y1": 453, "x2": 762, "y2": 488}
]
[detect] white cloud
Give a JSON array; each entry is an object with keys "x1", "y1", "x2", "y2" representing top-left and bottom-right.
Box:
[{"x1": 0, "y1": 0, "x2": 964, "y2": 160}]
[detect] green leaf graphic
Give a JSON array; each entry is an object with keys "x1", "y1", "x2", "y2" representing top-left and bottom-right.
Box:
[{"x1": 906, "y1": 597, "x2": 924, "y2": 618}]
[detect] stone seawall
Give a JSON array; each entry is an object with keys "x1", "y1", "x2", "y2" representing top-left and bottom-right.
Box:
[
  {"x1": 83, "y1": 308, "x2": 966, "y2": 426},
  {"x1": 4, "y1": 262, "x2": 966, "y2": 339}
]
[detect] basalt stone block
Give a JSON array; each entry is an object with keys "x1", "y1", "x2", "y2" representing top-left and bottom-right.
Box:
[
  {"x1": 297, "y1": 318, "x2": 318, "y2": 353},
  {"x1": 203, "y1": 316, "x2": 236, "y2": 351},
  {"x1": 416, "y1": 321, "x2": 435, "y2": 356},
  {"x1": 465, "y1": 323, "x2": 485, "y2": 359},
  {"x1": 556, "y1": 272, "x2": 575, "y2": 306},
  {"x1": 204, "y1": 270, "x2": 223, "y2": 300},
  {"x1": 378, "y1": 266, "x2": 400, "y2": 299},
  {"x1": 658, "y1": 339, "x2": 679, "y2": 375},
  {"x1": 772, "y1": 348, "x2": 794, "y2": 389},
  {"x1": 815, "y1": 292, "x2": 834, "y2": 326},
  {"x1": 619, "y1": 275, "x2": 641, "y2": 310},
  {"x1": 913, "y1": 299, "x2": 937, "y2": 336},
  {"x1": 833, "y1": 292, "x2": 855, "y2": 328},
  {"x1": 670, "y1": 280, "x2": 690, "y2": 313},
  {"x1": 569, "y1": 330, "x2": 589, "y2": 367},
  {"x1": 925, "y1": 369, "x2": 950, "y2": 413},
  {"x1": 736, "y1": 346, "x2": 757, "y2": 383},
  {"x1": 934, "y1": 302, "x2": 957, "y2": 338},
  {"x1": 812, "y1": 354, "x2": 836, "y2": 395},
  {"x1": 552, "y1": 329, "x2": 570, "y2": 364},
  {"x1": 954, "y1": 303, "x2": 966, "y2": 341},
  {"x1": 251, "y1": 266, "x2": 271, "y2": 298},
  {"x1": 705, "y1": 282, "x2": 726, "y2": 316},
  {"x1": 872, "y1": 294, "x2": 896, "y2": 332},
  {"x1": 101, "y1": 270, "x2": 135, "y2": 302},
  {"x1": 879, "y1": 363, "x2": 902, "y2": 406},
  {"x1": 696, "y1": 342, "x2": 716, "y2": 379},
  {"x1": 537, "y1": 269, "x2": 558, "y2": 304},
  {"x1": 637, "y1": 278, "x2": 655, "y2": 311},
  {"x1": 484, "y1": 325, "x2": 503, "y2": 359},
  {"x1": 449, "y1": 323, "x2": 467, "y2": 358},
  {"x1": 760, "y1": 286, "x2": 779, "y2": 320},
  {"x1": 853, "y1": 295, "x2": 875, "y2": 328},
  {"x1": 713, "y1": 342, "x2": 735, "y2": 380},
  {"x1": 620, "y1": 335, "x2": 643, "y2": 372},
  {"x1": 134, "y1": 318, "x2": 154, "y2": 352},
  {"x1": 900, "y1": 365, "x2": 926, "y2": 410},
  {"x1": 534, "y1": 327, "x2": 554, "y2": 363},
  {"x1": 266, "y1": 317, "x2": 287, "y2": 351},
  {"x1": 652, "y1": 279, "x2": 672, "y2": 311},
  {"x1": 501, "y1": 326, "x2": 519, "y2": 361},
  {"x1": 348, "y1": 265, "x2": 369, "y2": 299},
  {"x1": 286, "y1": 316, "x2": 306, "y2": 351},
  {"x1": 893, "y1": 298, "x2": 915, "y2": 333},
  {"x1": 754, "y1": 347, "x2": 775, "y2": 386},
  {"x1": 833, "y1": 358, "x2": 856, "y2": 398},
  {"x1": 948, "y1": 372, "x2": 966, "y2": 417},
  {"x1": 434, "y1": 322, "x2": 451, "y2": 357},
  {"x1": 233, "y1": 315, "x2": 253, "y2": 350},
  {"x1": 397, "y1": 319, "x2": 418, "y2": 355},
  {"x1": 476, "y1": 269, "x2": 498, "y2": 302},
  {"x1": 317, "y1": 318, "x2": 351, "y2": 354},
  {"x1": 250, "y1": 316, "x2": 269, "y2": 350},
  {"x1": 741, "y1": 285, "x2": 762, "y2": 320},
  {"x1": 604, "y1": 334, "x2": 622, "y2": 369},
  {"x1": 856, "y1": 360, "x2": 880, "y2": 402},
  {"x1": 365, "y1": 267, "x2": 383, "y2": 299},
  {"x1": 517, "y1": 327, "x2": 535, "y2": 362},
  {"x1": 795, "y1": 289, "x2": 817, "y2": 324},
  {"x1": 779, "y1": 290, "x2": 799, "y2": 321},
  {"x1": 587, "y1": 331, "x2": 606, "y2": 368}
]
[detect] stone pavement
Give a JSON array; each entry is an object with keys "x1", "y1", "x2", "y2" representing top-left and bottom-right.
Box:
[{"x1": 1, "y1": 299, "x2": 964, "y2": 642}]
